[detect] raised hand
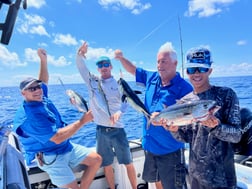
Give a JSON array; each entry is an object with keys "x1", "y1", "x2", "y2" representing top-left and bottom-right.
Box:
[
  {"x1": 114, "y1": 49, "x2": 123, "y2": 60},
  {"x1": 37, "y1": 48, "x2": 47, "y2": 63},
  {"x1": 78, "y1": 41, "x2": 88, "y2": 57}
]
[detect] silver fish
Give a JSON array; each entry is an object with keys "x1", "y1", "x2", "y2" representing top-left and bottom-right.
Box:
[
  {"x1": 58, "y1": 77, "x2": 88, "y2": 113},
  {"x1": 151, "y1": 100, "x2": 220, "y2": 126},
  {"x1": 118, "y1": 78, "x2": 151, "y2": 121},
  {"x1": 88, "y1": 73, "x2": 111, "y2": 117},
  {"x1": 66, "y1": 89, "x2": 89, "y2": 113},
  {"x1": 76, "y1": 56, "x2": 111, "y2": 118}
]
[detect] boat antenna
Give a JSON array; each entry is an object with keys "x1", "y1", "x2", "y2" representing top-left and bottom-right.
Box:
[{"x1": 178, "y1": 15, "x2": 184, "y2": 78}]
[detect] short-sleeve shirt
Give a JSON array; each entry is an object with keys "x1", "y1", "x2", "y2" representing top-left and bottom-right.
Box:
[
  {"x1": 13, "y1": 83, "x2": 72, "y2": 164},
  {"x1": 136, "y1": 68, "x2": 193, "y2": 155}
]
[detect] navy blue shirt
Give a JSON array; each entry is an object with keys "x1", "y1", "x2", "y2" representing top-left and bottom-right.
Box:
[
  {"x1": 136, "y1": 68, "x2": 193, "y2": 155},
  {"x1": 13, "y1": 83, "x2": 72, "y2": 165}
]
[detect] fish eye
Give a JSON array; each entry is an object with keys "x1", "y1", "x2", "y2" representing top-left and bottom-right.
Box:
[{"x1": 203, "y1": 104, "x2": 208, "y2": 109}]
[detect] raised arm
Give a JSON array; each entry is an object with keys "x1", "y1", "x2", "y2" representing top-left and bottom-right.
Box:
[
  {"x1": 114, "y1": 49, "x2": 136, "y2": 76},
  {"x1": 37, "y1": 48, "x2": 48, "y2": 84},
  {"x1": 76, "y1": 42, "x2": 92, "y2": 84}
]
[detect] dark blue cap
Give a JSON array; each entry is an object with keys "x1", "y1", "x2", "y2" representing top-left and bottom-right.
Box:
[{"x1": 20, "y1": 77, "x2": 42, "y2": 90}]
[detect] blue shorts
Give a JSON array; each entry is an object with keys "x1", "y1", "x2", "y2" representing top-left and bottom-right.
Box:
[
  {"x1": 36, "y1": 142, "x2": 93, "y2": 187},
  {"x1": 143, "y1": 149, "x2": 186, "y2": 189},
  {"x1": 96, "y1": 125, "x2": 132, "y2": 166}
]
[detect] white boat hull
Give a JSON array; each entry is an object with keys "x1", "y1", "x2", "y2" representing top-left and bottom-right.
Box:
[{"x1": 2, "y1": 131, "x2": 252, "y2": 189}]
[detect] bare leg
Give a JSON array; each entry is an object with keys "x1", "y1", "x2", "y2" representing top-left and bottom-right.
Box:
[
  {"x1": 104, "y1": 165, "x2": 115, "y2": 189},
  {"x1": 125, "y1": 163, "x2": 137, "y2": 189},
  {"x1": 155, "y1": 181, "x2": 163, "y2": 189},
  {"x1": 60, "y1": 152, "x2": 101, "y2": 189},
  {"x1": 61, "y1": 180, "x2": 79, "y2": 189},
  {"x1": 79, "y1": 152, "x2": 102, "y2": 189}
]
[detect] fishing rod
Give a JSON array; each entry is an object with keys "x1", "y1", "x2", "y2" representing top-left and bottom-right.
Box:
[{"x1": 178, "y1": 15, "x2": 185, "y2": 78}]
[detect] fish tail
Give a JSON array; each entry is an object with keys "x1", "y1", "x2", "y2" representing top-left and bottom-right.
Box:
[{"x1": 146, "y1": 114, "x2": 152, "y2": 130}]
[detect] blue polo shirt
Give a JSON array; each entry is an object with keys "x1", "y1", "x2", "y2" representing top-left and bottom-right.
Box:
[
  {"x1": 136, "y1": 68, "x2": 193, "y2": 155},
  {"x1": 13, "y1": 83, "x2": 72, "y2": 165}
]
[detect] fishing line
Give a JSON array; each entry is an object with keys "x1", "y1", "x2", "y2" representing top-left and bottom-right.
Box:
[
  {"x1": 132, "y1": 14, "x2": 177, "y2": 50},
  {"x1": 58, "y1": 77, "x2": 67, "y2": 91}
]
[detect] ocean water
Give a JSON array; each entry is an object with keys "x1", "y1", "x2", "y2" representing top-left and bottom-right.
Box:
[{"x1": 0, "y1": 76, "x2": 251, "y2": 147}]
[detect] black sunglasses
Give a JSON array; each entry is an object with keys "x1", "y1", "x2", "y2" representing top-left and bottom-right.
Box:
[
  {"x1": 25, "y1": 85, "x2": 42, "y2": 92},
  {"x1": 97, "y1": 62, "x2": 111, "y2": 68},
  {"x1": 186, "y1": 67, "x2": 209, "y2": 74}
]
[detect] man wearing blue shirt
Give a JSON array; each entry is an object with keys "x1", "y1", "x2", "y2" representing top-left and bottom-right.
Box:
[
  {"x1": 13, "y1": 48, "x2": 102, "y2": 189},
  {"x1": 115, "y1": 42, "x2": 193, "y2": 189}
]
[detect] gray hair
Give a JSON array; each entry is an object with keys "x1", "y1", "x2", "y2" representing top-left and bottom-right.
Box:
[{"x1": 158, "y1": 42, "x2": 177, "y2": 62}]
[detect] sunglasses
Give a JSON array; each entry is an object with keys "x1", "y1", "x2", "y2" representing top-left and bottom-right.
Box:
[
  {"x1": 97, "y1": 62, "x2": 111, "y2": 68},
  {"x1": 186, "y1": 67, "x2": 209, "y2": 75},
  {"x1": 25, "y1": 85, "x2": 42, "y2": 92}
]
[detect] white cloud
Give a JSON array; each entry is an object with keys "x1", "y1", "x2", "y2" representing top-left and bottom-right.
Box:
[
  {"x1": 86, "y1": 47, "x2": 115, "y2": 60},
  {"x1": 24, "y1": 48, "x2": 39, "y2": 62},
  {"x1": 38, "y1": 42, "x2": 48, "y2": 47},
  {"x1": 98, "y1": 0, "x2": 151, "y2": 14},
  {"x1": 24, "y1": 47, "x2": 71, "y2": 67},
  {"x1": 185, "y1": 0, "x2": 236, "y2": 17},
  {"x1": 48, "y1": 55, "x2": 72, "y2": 67},
  {"x1": 212, "y1": 62, "x2": 252, "y2": 77},
  {"x1": 27, "y1": 0, "x2": 46, "y2": 9},
  {"x1": 17, "y1": 14, "x2": 50, "y2": 36},
  {"x1": 237, "y1": 40, "x2": 247, "y2": 46},
  {"x1": 29, "y1": 25, "x2": 50, "y2": 36},
  {"x1": 53, "y1": 33, "x2": 78, "y2": 46},
  {"x1": 0, "y1": 45, "x2": 25, "y2": 68}
]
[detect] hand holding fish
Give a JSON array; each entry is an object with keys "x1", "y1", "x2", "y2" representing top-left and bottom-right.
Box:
[
  {"x1": 78, "y1": 42, "x2": 88, "y2": 57},
  {"x1": 79, "y1": 110, "x2": 93, "y2": 125},
  {"x1": 110, "y1": 111, "x2": 122, "y2": 125},
  {"x1": 200, "y1": 114, "x2": 220, "y2": 128},
  {"x1": 151, "y1": 112, "x2": 163, "y2": 126},
  {"x1": 151, "y1": 112, "x2": 179, "y2": 131}
]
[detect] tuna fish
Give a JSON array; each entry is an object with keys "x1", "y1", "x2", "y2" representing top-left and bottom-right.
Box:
[
  {"x1": 151, "y1": 100, "x2": 220, "y2": 126},
  {"x1": 118, "y1": 78, "x2": 151, "y2": 122},
  {"x1": 65, "y1": 89, "x2": 89, "y2": 113},
  {"x1": 58, "y1": 78, "x2": 88, "y2": 113}
]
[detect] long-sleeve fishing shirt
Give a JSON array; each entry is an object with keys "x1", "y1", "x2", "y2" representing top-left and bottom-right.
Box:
[
  {"x1": 171, "y1": 86, "x2": 242, "y2": 188},
  {"x1": 76, "y1": 54, "x2": 126, "y2": 128}
]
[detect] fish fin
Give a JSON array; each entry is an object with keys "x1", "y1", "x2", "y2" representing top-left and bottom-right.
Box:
[
  {"x1": 183, "y1": 112, "x2": 191, "y2": 116},
  {"x1": 134, "y1": 90, "x2": 142, "y2": 95},
  {"x1": 145, "y1": 113, "x2": 152, "y2": 130},
  {"x1": 178, "y1": 92, "x2": 200, "y2": 103},
  {"x1": 162, "y1": 104, "x2": 168, "y2": 109},
  {"x1": 121, "y1": 95, "x2": 127, "y2": 103}
]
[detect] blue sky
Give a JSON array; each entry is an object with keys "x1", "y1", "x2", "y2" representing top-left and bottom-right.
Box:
[{"x1": 0, "y1": 0, "x2": 251, "y2": 87}]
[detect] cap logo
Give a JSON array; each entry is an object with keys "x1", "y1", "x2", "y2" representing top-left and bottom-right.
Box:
[{"x1": 192, "y1": 51, "x2": 205, "y2": 59}]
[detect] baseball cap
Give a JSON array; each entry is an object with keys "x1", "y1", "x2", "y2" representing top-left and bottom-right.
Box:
[
  {"x1": 186, "y1": 47, "x2": 213, "y2": 68},
  {"x1": 96, "y1": 56, "x2": 111, "y2": 65},
  {"x1": 20, "y1": 77, "x2": 42, "y2": 91}
]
